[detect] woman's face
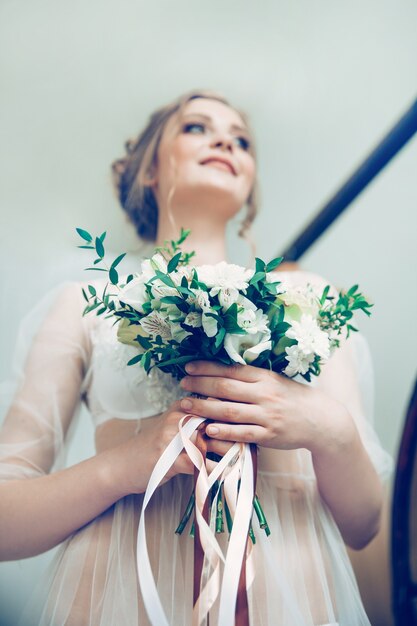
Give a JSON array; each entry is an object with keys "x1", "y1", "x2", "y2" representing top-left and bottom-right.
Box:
[{"x1": 152, "y1": 98, "x2": 256, "y2": 220}]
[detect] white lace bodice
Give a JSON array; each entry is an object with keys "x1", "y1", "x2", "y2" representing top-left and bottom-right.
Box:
[{"x1": 83, "y1": 316, "x2": 187, "y2": 427}]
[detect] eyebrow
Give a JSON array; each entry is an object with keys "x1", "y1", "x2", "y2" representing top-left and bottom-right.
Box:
[{"x1": 181, "y1": 112, "x2": 249, "y2": 135}]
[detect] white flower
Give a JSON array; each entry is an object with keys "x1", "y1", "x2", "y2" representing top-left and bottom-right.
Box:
[
  {"x1": 224, "y1": 331, "x2": 272, "y2": 365},
  {"x1": 217, "y1": 287, "x2": 240, "y2": 310},
  {"x1": 184, "y1": 312, "x2": 202, "y2": 328},
  {"x1": 149, "y1": 252, "x2": 168, "y2": 273},
  {"x1": 237, "y1": 308, "x2": 269, "y2": 335},
  {"x1": 285, "y1": 314, "x2": 330, "y2": 360},
  {"x1": 284, "y1": 344, "x2": 315, "y2": 377},
  {"x1": 196, "y1": 261, "x2": 252, "y2": 292},
  {"x1": 278, "y1": 285, "x2": 320, "y2": 318},
  {"x1": 118, "y1": 276, "x2": 149, "y2": 313},
  {"x1": 187, "y1": 288, "x2": 211, "y2": 311},
  {"x1": 139, "y1": 310, "x2": 171, "y2": 340},
  {"x1": 150, "y1": 279, "x2": 178, "y2": 300},
  {"x1": 202, "y1": 311, "x2": 218, "y2": 337}
]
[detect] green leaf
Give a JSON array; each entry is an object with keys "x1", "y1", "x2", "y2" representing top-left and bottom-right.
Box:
[
  {"x1": 77, "y1": 245, "x2": 95, "y2": 250},
  {"x1": 95, "y1": 236, "x2": 105, "y2": 258},
  {"x1": 154, "y1": 270, "x2": 176, "y2": 288},
  {"x1": 255, "y1": 257, "x2": 266, "y2": 273},
  {"x1": 99, "y1": 231, "x2": 107, "y2": 243},
  {"x1": 127, "y1": 354, "x2": 143, "y2": 366},
  {"x1": 158, "y1": 354, "x2": 196, "y2": 368},
  {"x1": 111, "y1": 253, "x2": 126, "y2": 270},
  {"x1": 266, "y1": 257, "x2": 283, "y2": 273},
  {"x1": 320, "y1": 285, "x2": 330, "y2": 305},
  {"x1": 88, "y1": 285, "x2": 97, "y2": 297},
  {"x1": 109, "y1": 267, "x2": 119, "y2": 285},
  {"x1": 250, "y1": 271, "x2": 266, "y2": 284},
  {"x1": 76, "y1": 228, "x2": 92, "y2": 243},
  {"x1": 214, "y1": 327, "x2": 226, "y2": 349},
  {"x1": 84, "y1": 267, "x2": 108, "y2": 272},
  {"x1": 81, "y1": 288, "x2": 89, "y2": 302},
  {"x1": 136, "y1": 335, "x2": 153, "y2": 350},
  {"x1": 167, "y1": 251, "x2": 182, "y2": 273}
]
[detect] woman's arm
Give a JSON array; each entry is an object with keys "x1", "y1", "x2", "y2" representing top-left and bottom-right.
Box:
[{"x1": 178, "y1": 350, "x2": 385, "y2": 550}]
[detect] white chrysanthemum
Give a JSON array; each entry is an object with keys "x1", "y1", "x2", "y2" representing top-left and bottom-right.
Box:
[
  {"x1": 139, "y1": 310, "x2": 171, "y2": 340},
  {"x1": 284, "y1": 344, "x2": 315, "y2": 377},
  {"x1": 285, "y1": 314, "x2": 330, "y2": 359},
  {"x1": 196, "y1": 261, "x2": 252, "y2": 292},
  {"x1": 237, "y1": 308, "x2": 269, "y2": 335},
  {"x1": 224, "y1": 331, "x2": 272, "y2": 365}
]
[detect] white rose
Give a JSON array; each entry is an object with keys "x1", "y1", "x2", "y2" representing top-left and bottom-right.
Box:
[
  {"x1": 118, "y1": 276, "x2": 149, "y2": 313},
  {"x1": 224, "y1": 331, "x2": 272, "y2": 365}
]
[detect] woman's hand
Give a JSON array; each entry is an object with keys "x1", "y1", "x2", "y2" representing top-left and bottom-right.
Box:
[
  {"x1": 179, "y1": 361, "x2": 355, "y2": 455},
  {"x1": 117, "y1": 399, "x2": 233, "y2": 495},
  {"x1": 178, "y1": 360, "x2": 384, "y2": 548}
]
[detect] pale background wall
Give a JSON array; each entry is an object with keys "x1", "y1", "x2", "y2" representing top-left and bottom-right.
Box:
[{"x1": 0, "y1": 1, "x2": 416, "y2": 624}]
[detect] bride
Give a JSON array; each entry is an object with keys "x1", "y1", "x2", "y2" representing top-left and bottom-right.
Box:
[{"x1": 0, "y1": 89, "x2": 392, "y2": 625}]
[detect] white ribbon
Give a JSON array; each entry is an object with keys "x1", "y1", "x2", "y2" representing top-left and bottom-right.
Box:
[{"x1": 136, "y1": 414, "x2": 255, "y2": 626}]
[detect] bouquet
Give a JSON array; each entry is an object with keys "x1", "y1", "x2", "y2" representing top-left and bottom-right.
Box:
[{"x1": 77, "y1": 227, "x2": 372, "y2": 626}]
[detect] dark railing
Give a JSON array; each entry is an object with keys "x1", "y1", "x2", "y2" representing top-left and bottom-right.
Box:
[
  {"x1": 392, "y1": 378, "x2": 417, "y2": 626},
  {"x1": 280, "y1": 97, "x2": 417, "y2": 262}
]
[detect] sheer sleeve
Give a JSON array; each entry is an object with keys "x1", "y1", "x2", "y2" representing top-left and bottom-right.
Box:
[
  {"x1": 315, "y1": 329, "x2": 393, "y2": 482},
  {"x1": 283, "y1": 269, "x2": 393, "y2": 482},
  {"x1": 0, "y1": 282, "x2": 92, "y2": 481}
]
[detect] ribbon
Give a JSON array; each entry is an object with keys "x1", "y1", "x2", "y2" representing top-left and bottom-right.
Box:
[{"x1": 136, "y1": 414, "x2": 256, "y2": 626}]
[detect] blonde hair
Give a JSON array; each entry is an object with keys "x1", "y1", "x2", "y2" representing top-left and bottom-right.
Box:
[{"x1": 111, "y1": 89, "x2": 259, "y2": 241}]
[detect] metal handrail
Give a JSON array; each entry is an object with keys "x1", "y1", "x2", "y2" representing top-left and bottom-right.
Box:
[{"x1": 280, "y1": 97, "x2": 417, "y2": 262}]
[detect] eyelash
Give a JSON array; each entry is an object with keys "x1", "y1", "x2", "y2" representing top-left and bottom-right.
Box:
[{"x1": 182, "y1": 122, "x2": 251, "y2": 151}]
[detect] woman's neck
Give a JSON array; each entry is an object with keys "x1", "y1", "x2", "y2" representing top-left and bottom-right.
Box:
[{"x1": 155, "y1": 219, "x2": 228, "y2": 266}]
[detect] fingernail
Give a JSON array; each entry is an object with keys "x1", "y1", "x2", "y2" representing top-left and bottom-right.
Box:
[
  {"x1": 185, "y1": 363, "x2": 196, "y2": 373},
  {"x1": 207, "y1": 426, "x2": 219, "y2": 435},
  {"x1": 181, "y1": 399, "x2": 192, "y2": 410}
]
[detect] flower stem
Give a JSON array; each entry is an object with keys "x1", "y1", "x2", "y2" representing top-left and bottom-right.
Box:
[
  {"x1": 215, "y1": 485, "x2": 225, "y2": 533},
  {"x1": 175, "y1": 491, "x2": 195, "y2": 535},
  {"x1": 253, "y1": 494, "x2": 271, "y2": 536}
]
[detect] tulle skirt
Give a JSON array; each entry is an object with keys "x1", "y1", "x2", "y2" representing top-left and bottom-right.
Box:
[{"x1": 18, "y1": 470, "x2": 370, "y2": 626}]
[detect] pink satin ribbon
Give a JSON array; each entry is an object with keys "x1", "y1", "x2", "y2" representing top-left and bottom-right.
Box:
[{"x1": 136, "y1": 414, "x2": 255, "y2": 626}]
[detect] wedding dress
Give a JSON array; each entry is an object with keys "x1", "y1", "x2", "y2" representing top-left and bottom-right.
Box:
[{"x1": 0, "y1": 272, "x2": 393, "y2": 626}]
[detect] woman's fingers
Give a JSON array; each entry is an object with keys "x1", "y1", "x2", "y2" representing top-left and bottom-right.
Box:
[
  {"x1": 205, "y1": 422, "x2": 266, "y2": 444},
  {"x1": 180, "y1": 375, "x2": 259, "y2": 403},
  {"x1": 180, "y1": 396, "x2": 265, "y2": 426},
  {"x1": 185, "y1": 360, "x2": 263, "y2": 383}
]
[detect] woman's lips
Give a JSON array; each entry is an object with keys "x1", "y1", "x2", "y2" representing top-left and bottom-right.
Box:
[{"x1": 200, "y1": 158, "x2": 236, "y2": 175}]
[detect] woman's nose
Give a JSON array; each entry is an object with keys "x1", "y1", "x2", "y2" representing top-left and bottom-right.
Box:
[{"x1": 211, "y1": 133, "x2": 234, "y2": 152}]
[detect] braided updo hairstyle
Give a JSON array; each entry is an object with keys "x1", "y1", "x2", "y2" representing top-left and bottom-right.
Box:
[{"x1": 111, "y1": 89, "x2": 259, "y2": 242}]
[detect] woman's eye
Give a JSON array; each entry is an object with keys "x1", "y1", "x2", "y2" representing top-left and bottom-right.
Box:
[
  {"x1": 182, "y1": 122, "x2": 206, "y2": 134},
  {"x1": 234, "y1": 136, "x2": 251, "y2": 151}
]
